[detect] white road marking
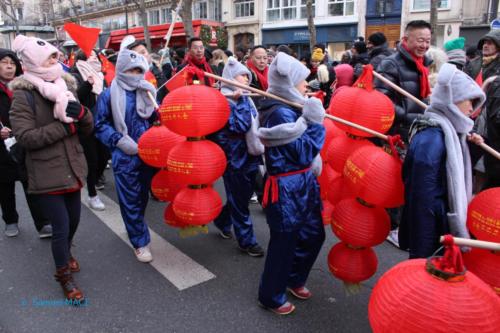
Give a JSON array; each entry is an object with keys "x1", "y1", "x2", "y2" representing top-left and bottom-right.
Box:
[{"x1": 82, "y1": 191, "x2": 216, "y2": 290}]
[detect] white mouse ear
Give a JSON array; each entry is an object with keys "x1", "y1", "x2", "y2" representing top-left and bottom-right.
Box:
[
  {"x1": 120, "y1": 35, "x2": 136, "y2": 51},
  {"x1": 275, "y1": 52, "x2": 291, "y2": 76}
]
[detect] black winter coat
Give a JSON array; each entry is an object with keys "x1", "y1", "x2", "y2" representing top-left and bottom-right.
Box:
[
  {"x1": 0, "y1": 86, "x2": 18, "y2": 183},
  {"x1": 375, "y1": 45, "x2": 432, "y2": 142},
  {"x1": 369, "y1": 44, "x2": 393, "y2": 71},
  {"x1": 483, "y1": 77, "x2": 500, "y2": 183}
]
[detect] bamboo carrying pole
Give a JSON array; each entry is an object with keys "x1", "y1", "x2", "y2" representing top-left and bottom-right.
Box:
[
  {"x1": 203, "y1": 72, "x2": 389, "y2": 140},
  {"x1": 439, "y1": 236, "x2": 500, "y2": 252},
  {"x1": 372, "y1": 70, "x2": 500, "y2": 161}
]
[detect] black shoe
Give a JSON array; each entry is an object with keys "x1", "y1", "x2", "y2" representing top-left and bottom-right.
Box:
[
  {"x1": 240, "y1": 244, "x2": 265, "y2": 257},
  {"x1": 218, "y1": 229, "x2": 232, "y2": 240}
]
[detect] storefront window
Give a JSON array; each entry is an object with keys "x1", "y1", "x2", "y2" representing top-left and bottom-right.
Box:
[
  {"x1": 412, "y1": 0, "x2": 449, "y2": 11},
  {"x1": 328, "y1": 0, "x2": 354, "y2": 16},
  {"x1": 235, "y1": 0, "x2": 255, "y2": 17}
]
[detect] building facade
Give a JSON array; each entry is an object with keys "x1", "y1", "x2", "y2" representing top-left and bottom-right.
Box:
[
  {"x1": 222, "y1": 0, "x2": 263, "y2": 52},
  {"x1": 365, "y1": 0, "x2": 402, "y2": 49},
  {"x1": 0, "y1": 0, "x2": 54, "y2": 48}
]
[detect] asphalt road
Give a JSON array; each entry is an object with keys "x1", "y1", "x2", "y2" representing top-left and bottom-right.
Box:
[{"x1": 0, "y1": 169, "x2": 407, "y2": 333}]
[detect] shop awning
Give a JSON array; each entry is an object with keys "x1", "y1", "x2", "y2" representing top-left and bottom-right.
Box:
[{"x1": 105, "y1": 20, "x2": 223, "y2": 50}]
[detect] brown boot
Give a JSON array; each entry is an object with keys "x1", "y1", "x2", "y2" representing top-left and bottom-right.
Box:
[
  {"x1": 54, "y1": 266, "x2": 84, "y2": 303},
  {"x1": 68, "y1": 257, "x2": 80, "y2": 273}
]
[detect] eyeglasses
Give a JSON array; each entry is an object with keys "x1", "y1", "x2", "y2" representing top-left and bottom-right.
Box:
[
  {"x1": 0, "y1": 60, "x2": 16, "y2": 66},
  {"x1": 191, "y1": 46, "x2": 204, "y2": 51},
  {"x1": 253, "y1": 56, "x2": 268, "y2": 61}
]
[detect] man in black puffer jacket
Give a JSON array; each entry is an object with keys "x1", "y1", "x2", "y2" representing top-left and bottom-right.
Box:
[
  {"x1": 375, "y1": 20, "x2": 433, "y2": 143},
  {"x1": 367, "y1": 32, "x2": 393, "y2": 71}
]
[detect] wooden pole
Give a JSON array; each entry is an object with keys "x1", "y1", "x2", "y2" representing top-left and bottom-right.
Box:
[
  {"x1": 204, "y1": 72, "x2": 389, "y2": 140},
  {"x1": 147, "y1": 91, "x2": 159, "y2": 109},
  {"x1": 440, "y1": 236, "x2": 500, "y2": 252},
  {"x1": 373, "y1": 70, "x2": 500, "y2": 160}
]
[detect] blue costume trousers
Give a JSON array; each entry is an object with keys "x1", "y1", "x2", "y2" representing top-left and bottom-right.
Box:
[
  {"x1": 258, "y1": 215, "x2": 325, "y2": 308},
  {"x1": 214, "y1": 168, "x2": 258, "y2": 249},
  {"x1": 112, "y1": 152, "x2": 154, "y2": 249}
]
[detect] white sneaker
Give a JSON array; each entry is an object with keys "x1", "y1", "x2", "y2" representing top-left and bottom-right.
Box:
[
  {"x1": 135, "y1": 246, "x2": 153, "y2": 263},
  {"x1": 88, "y1": 195, "x2": 105, "y2": 211},
  {"x1": 250, "y1": 193, "x2": 259, "y2": 204},
  {"x1": 386, "y1": 228, "x2": 400, "y2": 248}
]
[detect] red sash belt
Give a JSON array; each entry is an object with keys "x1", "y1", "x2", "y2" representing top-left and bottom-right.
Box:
[{"x1": 262, "y1": 167, "x2": 310, "y2": 208}]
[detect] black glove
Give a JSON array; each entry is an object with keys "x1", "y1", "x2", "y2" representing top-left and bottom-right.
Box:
[{"x1": 66, "y1": 101, "x2": 86, "y2": 121}]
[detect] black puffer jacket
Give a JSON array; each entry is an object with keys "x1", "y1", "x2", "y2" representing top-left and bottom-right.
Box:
[
  {"x1": 0, "y1": 49, "x2": 23, "y2": 183},
  {"x1": 483, "y1": 77, "x2": 500, "y2": 186},
  {"x1": 375, "y1": 45, "x2": 432, "y2": 142},
  {"x1": 369, "y1": 44, "x2": 393, "y2": 71}
]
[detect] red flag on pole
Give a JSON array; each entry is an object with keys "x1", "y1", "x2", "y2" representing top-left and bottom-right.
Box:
[
  {"x1": 98, "y1": 54, "x2": 115, "y2": 86},
  {"x1": 68, "y1": 51, "x2": 75, "y2": 68},
  {"x1": 64, "y1": 22, "x2": 101, "y2": 57},
  {"x1": 165, "y1": 66, "x2": 189, "y2": 92}
]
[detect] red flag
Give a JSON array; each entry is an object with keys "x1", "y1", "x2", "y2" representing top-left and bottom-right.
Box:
[
  {"x1": 165, "y1": 66, "x2": 189, "y2": 92},
  {"x1": 99, "y1": 54, "x2": 115, "y2": 86},
  {"x1": 68, "y1": 51, "x2": 75, "y2": 68},
  {"x1": 145, "y1": 70, "x2": 158, "y2": 88},
  {"x1": 64, "y1": 22, "x2": 101, "y2": 58}
]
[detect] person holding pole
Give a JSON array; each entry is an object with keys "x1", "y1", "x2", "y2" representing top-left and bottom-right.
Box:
[
  {"x1": 94, "y1": 49, "x2": 157, "y2": 263},
  {"x1": 399, "y1": 63, "x2": 485, "y2": 259},
  {"x1": 257, "y1": 52, "x2": 325, "y2": 315}
]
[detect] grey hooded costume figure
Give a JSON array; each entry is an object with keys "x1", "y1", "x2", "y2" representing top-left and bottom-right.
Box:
[
  {"x1": 400, "y1": 63, "x2": 486, "y2": 259},
  {"x1": 257, "y1": 52, "x2": 326, "y2": 310},
  {"x1": 212, "y1": 57, "x2": 264, "y2": 253},
  {"x1": 94, "y1": 49, "x2": 157, "y2": 250}
]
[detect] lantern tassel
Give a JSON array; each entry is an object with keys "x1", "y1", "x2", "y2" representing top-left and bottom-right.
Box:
[
  {"x1": 179, "y1": 225, "x2": 209, "y2": 238},
  {"x1": 343, "y1": 282, "x2": 362, "y2": 295}
]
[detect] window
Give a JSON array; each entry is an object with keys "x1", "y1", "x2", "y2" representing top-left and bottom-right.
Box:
[
  {"x1": 282, "y1": 0, "x2": 297, "y2": 20},
  {"x1": 376, "y1": 0, "x2": 394, "y2": 14},
  {"x1": 266, "y1": 0, "x2": 280, "y2": 21},
  {"x1": 148, "y1": 9, "x2": 160, "y2": 25},
  {"x1": 412, "y1": 0, "x2": 449, "y2": 11},
  {"x1": 235, "y1": 0, "x2": 255, "y2": 17},
  {"x1": 300, "y1": 0, "x2": 315, "y2": 19},
  {"x1": 194, "y1": 1, "x2": 208, "y2": 19},
  {"x1": 161, "y1": 8, "x2": 172, "y2": 23},
  {"x1": 328, "y1": 0, "x2": 354, "y2": 16}
]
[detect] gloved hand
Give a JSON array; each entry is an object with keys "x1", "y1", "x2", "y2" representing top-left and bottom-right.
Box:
[
  {"x1": 66, "y1": 101, "x2": 86, "y2": 121},
  {"x1": 302, "y1": 97, "x2": 325, "y2": 124},
  {"x1": 116, "y1": 135, "x2": 138, "y2": 155}
]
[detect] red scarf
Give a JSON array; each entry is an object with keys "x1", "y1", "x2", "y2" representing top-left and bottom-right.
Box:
[
  {"x1": 0, "y1": 81, "x2": 13, "y2": 101},
  {"x1": 402, "y1": 42, "x2": 431, "y2": 99},
  {"x1": 246, "y1": 61, "x2": 269, "y2": 90},
  {"x1": 186, "y1": 54, "x2": 215, "y2": 86}
]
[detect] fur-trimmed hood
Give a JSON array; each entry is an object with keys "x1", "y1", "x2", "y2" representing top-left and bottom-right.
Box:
[{"x1": 8, "y1": 73, "x2": 77, "y2": 96}]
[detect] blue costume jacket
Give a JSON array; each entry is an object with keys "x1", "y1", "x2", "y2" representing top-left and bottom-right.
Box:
[
  {"x1": 258, "y1": 99, "x2": 326, "y2": 308},
  {"x1": 212, "y1": 96, "x2": 261, "y2": 249},
  {"x1": 94, "y1": 88, "x2": 156, "y2": 249},
  {"x1": 400, "y1": 127, "x2": 449, "y2": 258}
]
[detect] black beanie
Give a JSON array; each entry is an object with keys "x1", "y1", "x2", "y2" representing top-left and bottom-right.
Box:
[
  {"x1": 0, "y1": 48, "x2": 23, "y2": 77},
  {"x1": 353, "y1": 41, "x2": 367, "y2": 54},
  {"x1": 368, "y1": 32, "x2": 387, "y2": 47}
]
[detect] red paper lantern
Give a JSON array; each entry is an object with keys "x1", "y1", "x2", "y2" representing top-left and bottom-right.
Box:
[
  {"x1": 318, "y1": 163, "x2": 339, "y2": 200},
  {"x1": 327, "y1": 175, "x2": 356, "y2": 205},
  {"x1": 167, "y1": 140, "x2": 226, "y2": 185},
  {"x1": 463, "y1": 248, "x2": 500, "y2": 295},
  {"x1": 369, "y1": 250, "x2": 500, "y2": 332},
  {"x1": 331, "y1": 198, "x2": 391, "y2": 247},
  {"x1": 467, "y1": 188, "x2": 500, "y2": 242},
  {"x1": 173, "y1": 186, "x2": 223, "y2": 225},
  {"x1": 159, "y1": 85, "x2": 230, "y2": 137},
  {"x1": 323, "y1": 118, "x2": 341, "y2": 153},
  {"x1": 322, "y1": 199, "x2": 334, "y2": 225},
  {"x1": 343, "y1": 146, "x2": 404, "y2": 208},
  {"x1": 163, "y1": 204, "x2": 187, "y2": 228},
  {"x1": 327, "y1": 242, "x2": 378, "y2": 284},
  {"x1": 138, "y1": 126, "x2": 185, "y2": 168},
  {"x1": 151, "y1": 170, "x2": 185, "y2": 202},
  {"x1": 325, "y1": 133, "x2": 374, "y2": 173},
  {"x1": 327, "y1": 81, "x2": 394, "y2": 137}
]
